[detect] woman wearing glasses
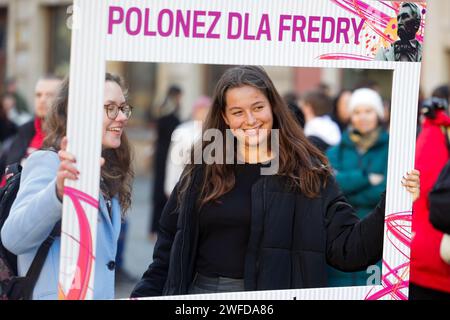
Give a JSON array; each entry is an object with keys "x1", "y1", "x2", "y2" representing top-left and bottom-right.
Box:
[{"x1": 1, "y1": 73, "x2": 134, "y2": 299}]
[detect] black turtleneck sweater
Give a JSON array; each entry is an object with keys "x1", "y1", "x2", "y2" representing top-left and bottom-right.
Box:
[{"x1": 195, "y1": 163, "x2": 264, "y2": 279}]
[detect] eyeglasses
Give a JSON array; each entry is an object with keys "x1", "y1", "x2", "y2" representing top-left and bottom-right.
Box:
[{"x1": 104, "y1": 103, "x2": 133, "y2": 120}]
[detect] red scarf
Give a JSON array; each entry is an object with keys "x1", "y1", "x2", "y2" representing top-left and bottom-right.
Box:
[{"x1": 27, "y1": 117, "x2": 45, "y2": 155}]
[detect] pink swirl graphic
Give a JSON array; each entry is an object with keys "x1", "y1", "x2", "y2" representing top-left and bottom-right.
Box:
[
  {"x1": 319, "y1": 1, "x2": 427, "y2": 60},
  {"x1": 365, "y1": 211, "x2": 412, "y2": 300},
  {"x1": 331, "y1": 0, "x2": 403, "y2": 42},
  {"x1": 331, "y1": 0, "x2": 392, "y2": 42},
  {"x1": 58, "y1": 187, "x2": 99, "y2": 300},
  {"x1": 316, "y1": 53, "x2": 372, "y2": 61}
]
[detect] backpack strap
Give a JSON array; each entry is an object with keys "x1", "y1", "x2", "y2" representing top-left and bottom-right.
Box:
[
  {"x1": 22, "y1": 221, "x2": 61, "y2": 299},
  {"x1": 4, "y1": 163, "x2": 22, "y2": 178},
  {"x1": 7, "y1": 149, "x2": 62, "y2": 299}
]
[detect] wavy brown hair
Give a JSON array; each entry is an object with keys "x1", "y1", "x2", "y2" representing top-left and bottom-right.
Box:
[
  {"x1": 43, "y1": 73, "x2": 134, "y2": 215},
  {"x1": 178, "y1": 65, "x2": 332, "y2": 208}
]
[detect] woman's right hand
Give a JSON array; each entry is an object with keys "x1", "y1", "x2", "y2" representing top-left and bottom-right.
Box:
[
  {"x1": 402, "y1": 169, "x2": 420, "y2": 202},
  {"x1": 56, "y1": 137, "x2": 79, "y2": 201}
]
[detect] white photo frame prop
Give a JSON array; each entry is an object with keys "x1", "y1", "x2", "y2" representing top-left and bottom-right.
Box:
[{"x1": 59, "y1": 0, "x2": 426, "y2": 300}]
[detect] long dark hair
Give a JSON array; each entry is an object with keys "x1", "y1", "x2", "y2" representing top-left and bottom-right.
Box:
[
  {"x1": 43, "y1": 73, "x2": 134, "y2": 215},
  {"x1": 178, "y1": 66, "x2": 331, "y2": 208}
]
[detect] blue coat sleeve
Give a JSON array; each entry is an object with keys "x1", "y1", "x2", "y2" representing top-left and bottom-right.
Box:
[{"x1": 1, "y1": 151, "x2": 62, "y2": 255}]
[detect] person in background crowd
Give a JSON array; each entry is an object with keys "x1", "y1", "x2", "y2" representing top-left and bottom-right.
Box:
[
  {"x1": 283, "y1": 92, "x2": 305, "y2": 128},
  {"x1": 0, "y1": 94, "x2": 18, "y2": 177},
  {"x1": 317, "y1": 82, "x2": 332, "y2": 98},
  {"x1": 299, "y1": 90, "x2": 341, "y2": 152},
  {"x1": 1, "y1": 92, "x2": 31, "y2": 126},
  {"x1": 330, "y1": 89, "x2": 352, "y2": 133},
  {"x1": 382, "y1": 98, "x2": 391, "y2": 132},
  {"x1": 410, "y1": 91, "x2": 450, "y2": 300},
  {"x1": 326, "y1": 88, "x2": 389, "y2": 286},
  {"x1": 0, "y1": 94, "x2": 17, "y2": 143},
  {"x1": 0, "y1": 75, "x2": 62, "y2": 187},
  {"x1": 164, "y1": 95, "x2": 212, "y2": 197},
  {"x1": 130, "y1": 66, "x2": 419, "y2": 298},
  {"x1": 149, "y1": 85, "x2": 182, "y2": 241},
  {"x1": 1, "y1": 73, "x2": 134, "y2": 299},
  {"x1": 5, "y1": 77, "x2": 30, "y2": 114},
  {"x1": 431, "y1": 85, "x2": 449, "y2": 104},
  {"x1": 415, "y1": 86, "x2": 448, "y2": 138}
]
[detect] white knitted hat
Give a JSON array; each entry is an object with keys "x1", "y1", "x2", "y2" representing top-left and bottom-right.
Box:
[{"x1": 348, "y1": 88, "x2": 385, "y2": 120}]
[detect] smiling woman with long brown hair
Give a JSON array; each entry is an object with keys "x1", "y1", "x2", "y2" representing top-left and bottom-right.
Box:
[{"x1": 131, "y1": 65, "x2": 419, "y2": 297}]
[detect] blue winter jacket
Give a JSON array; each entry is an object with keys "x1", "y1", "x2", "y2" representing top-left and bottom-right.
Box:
[
  {"x1": 326, "y1": 130, "x2": 389, "y2": 218},
  {"x1": 1, "y1": 150, "x2": 122, "y2": 300}
]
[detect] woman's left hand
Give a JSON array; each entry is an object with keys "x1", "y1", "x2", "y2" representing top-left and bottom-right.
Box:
[{"x1": 402, "y1": 169, "x2": 420, "y2": 202}]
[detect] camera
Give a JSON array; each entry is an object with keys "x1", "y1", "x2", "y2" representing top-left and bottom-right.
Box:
[{"x1": 421, "y1": 97, "x2": 448, "y2": 119}]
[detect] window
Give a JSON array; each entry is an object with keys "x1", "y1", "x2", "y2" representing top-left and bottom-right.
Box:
[
  {"x1": 47, "y1": 5, "x2": 71, "y2": 77},
  {"x1": 0, "y1": 7, "x2": 7, "y2": 92}
]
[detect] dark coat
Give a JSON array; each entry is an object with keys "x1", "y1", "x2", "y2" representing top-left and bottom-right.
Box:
[
  {"x1": 429, "y1": 159, "x2": 450, "y2": 234},
  {"x1": 131, "y1": 167, "x2": 385, "y2": 297},
  {"x1": 0, "y1": 119, "x2": 34, "y2": 177},
  {"x1": 0, "y1": 118, "x2": 17, "y2": 143},
  {"x1": 5, "y1": 119, "x2": 35, "y2": 166}
]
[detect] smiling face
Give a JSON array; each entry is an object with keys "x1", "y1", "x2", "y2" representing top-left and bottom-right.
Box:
[
  {"x1": 351, "y1": 104, "x2": 379, "y2": 135},
  {"x1": 102, "y1": 80, "x2": 128, "y2": 149},
  {"x1": 223, "y1": 85, "x2": 273, "y2": 148}
]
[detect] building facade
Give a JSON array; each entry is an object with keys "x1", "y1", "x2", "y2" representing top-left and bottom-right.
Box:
[
  {"x1": 421, "y1": 0, "x2": 450, "y2": 97},
  {"x1": 0, "y1": 0, "x2": 445, "y2": 118}
]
